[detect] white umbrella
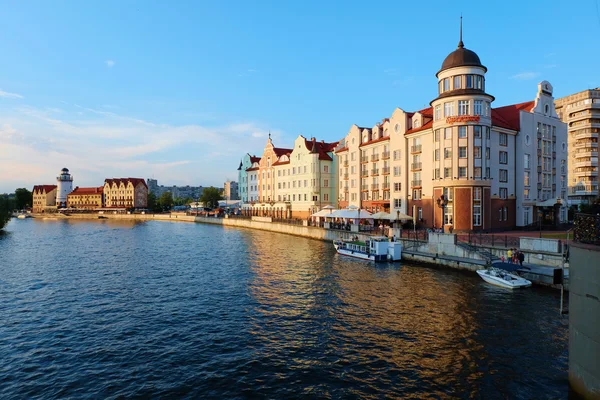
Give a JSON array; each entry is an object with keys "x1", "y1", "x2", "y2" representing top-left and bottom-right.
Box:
[
  {"x1": 322, "y1": 205, "x2": 336, "y2": 210},
  {"x1": 311, "y1": 209, "x2": 338, "y2": 217},
  {"x1": 370, "y1": 211, "x2": 413, "y2": 221},
  {"x1": 330, "y1": 209, "x2": 373, "y2": 219}
]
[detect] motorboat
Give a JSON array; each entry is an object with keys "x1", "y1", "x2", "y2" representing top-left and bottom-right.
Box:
[
  {"x1": 333, "y1": 236, "x2": 402, "y2": 262},
  {"x1": 16, "y1": 214, "x2": 31, "y2": 219},
  {"x1": 477, "y1": 267, "x2": 532, "y2": 289}
]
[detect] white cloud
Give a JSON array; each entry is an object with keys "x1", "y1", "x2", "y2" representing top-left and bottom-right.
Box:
[
  {"x1": 0, "y1": 89, "x2": 24, "y2": 99},
  {"x1": 510, "y1": 72, "x2": 540, "y2": 80},
  {"x1": 105, "y1": 60, "x2": 115, "y2": 68}
]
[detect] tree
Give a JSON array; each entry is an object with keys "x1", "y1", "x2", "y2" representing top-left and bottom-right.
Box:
[
  {"x1": 0, "y1": 194, "x2": 13, "y2": 230},
  {"x1": 147, "y1": 192, "x2": 161, "y2": 213},
  {"x1": 158, "y1": 191, "x2": 173, "y2": 211},
  {"x1": 14, "y1": 188, "x2": 32, "y2": 210},
  {"x1": 200, "y1": 187, "x2": 222, "y2": 209}
]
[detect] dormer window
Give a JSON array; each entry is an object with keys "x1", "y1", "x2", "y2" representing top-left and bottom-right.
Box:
[{"x1": 414, "y1": 119, "x2": 420, "y2": 128}]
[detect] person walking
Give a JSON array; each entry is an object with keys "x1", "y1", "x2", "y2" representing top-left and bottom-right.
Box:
[{"x1": 507, "y1": 248, "x2": 513, "y2": 264}]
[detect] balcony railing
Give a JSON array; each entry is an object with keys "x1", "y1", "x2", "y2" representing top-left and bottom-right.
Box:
[
  {"x1": 411, "y1": 162, "x2": 422, "y2": 170},
  {"x1": 383, "y1": 182, "x2": 390, "y2": 190},
  {"x1": 574, "y1": 213, "x2": 600, "y2": 246},
  {"x1": 371, "y1": 184, "x2": 379, "y2": 190},
  {"x1": 371, "y1": 154, "x2": 380, "y2": 162},
  {"x1": 343, "y1": 186, "x2": 349, "y2": 192},
  {"x1": 361, "y1": 185, "x2": 369, "y2": 191},
  {"x1": 343, "y1": 161, "x2": 349, "y2": 167},
  {"x1": 371, "y1": 168, "x2": 379, "y2": 175},
  {"x1": 361, "y1": 156, "x2": 369, "y2": 163},
  {"x1": 343, "y1": 173, "x2": 349, "y2": 180},
  {"x1": 411, "y1": 145, "x2": 422, "y2": 153},
  {"x1": 382, "y1": 151, "x2": 390, "y2": 159},
  {"x1": 411, "y1": 180, "x2": 422, "y2": 187},
  {"x1": 382, "y1": 167, "x2": 390, "y2": 175},
  {"x1": 361, "y1": 170, "x2": 369, "y2": 177}
]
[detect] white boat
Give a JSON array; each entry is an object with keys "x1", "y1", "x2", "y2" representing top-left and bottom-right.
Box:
[
  {"x1": 477, "y1": 267, "x2": 532, "y2": 289},
  {"x1": 17, "y1": 214, "x2": 30, "y2": 219},
  {"x1": 333, "y1": 236, "x2": 402, "y2": 262}
]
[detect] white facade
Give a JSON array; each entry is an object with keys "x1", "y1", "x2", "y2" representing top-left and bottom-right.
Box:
[{"x1": 56, "y1": 168, "x2": 73, "y2": 207}]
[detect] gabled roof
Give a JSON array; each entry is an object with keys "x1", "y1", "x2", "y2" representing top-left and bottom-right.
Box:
[
  {"x1": 104, "y1": 178, "x2": 148, "y2": 188},
  {"x1": 68, "y1": 186, "x2": 104, "y2": 195},
  {"x1": 359, "y1": 135, "x2": 390, "y2": 147},
  {"x1": 416, "y1": 106, "x2": 433, "y2": 118},
  {"x1": 304, "y1": 139, "x2": 338, "y2": 161},
  {"x1": 246, "y1": 167, "x2": 259, "y2": 172},
  {"x1": 492, "y1": 101, "x2": 535, "y2": 131},
  {"x1": 33, "y1": 185, "x2": 57, "y2": 194},
  {"x1": 273, "y1": 147, "x2": 293, "y2": 157},
  {"x1": 272, "y1": 160, "x2": 290, "y2": 166},
  {"x1": 335, "y1": 146, "x2": 349, "y2": 153},
  {"x1": 250, "y1": 156, "x2": 261, "y2": 163}
]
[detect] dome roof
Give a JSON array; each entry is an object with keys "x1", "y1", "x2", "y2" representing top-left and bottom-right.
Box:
[
  {"x1": 61, "y1": 167, "x2": 69, "y2": 173},
  {"x1": 440, "y1": 45, "x2": 485, "y2": 72}
]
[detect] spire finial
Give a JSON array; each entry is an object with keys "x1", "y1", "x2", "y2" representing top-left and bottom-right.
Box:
[
  {"x1": 268, "y1": 130, "x2": 271, "y2": 140},
  {"x1": 458, "y1": 14, "x2": 464, "y2": 48}
]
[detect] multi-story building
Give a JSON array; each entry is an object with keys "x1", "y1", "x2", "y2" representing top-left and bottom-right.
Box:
[
  {"x1": 223, "y1": 180, "x2": 239, "y2": 200},
  {"x1": 555, "y1": 88, "x2": 600, "y2": 206},
  {"x1": 237, "y1": 154, "x2": 260, "y2": 204},
  {"x1": 257, "y1": 136, "x2": 293, "y2": 204},
  {"x1": 335, "y1": 27, "x2": 567, "y2": 231},
  {"x1": 245, "y1": 157, "x2": 261, "y2": 204},
  {"x1": 147, "y1": 179, "x2": 204, "y2": 200},
  {"x1": 103, "y1": 178, "x2": 148, "y2": 209},
  {"x1": 32, "y1": 185, "x2": 57, "y2": 213},
  {"x1": 67, "y1": 186, "x2": 104, "y2": 209}
]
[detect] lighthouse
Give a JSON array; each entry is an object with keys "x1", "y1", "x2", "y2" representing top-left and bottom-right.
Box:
[{"x1": 56, "y1": 168, "x2": 73, "y2": 207}]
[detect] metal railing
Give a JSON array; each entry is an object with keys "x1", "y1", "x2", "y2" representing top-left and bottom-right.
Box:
[
  {"x1": 411, "y1": 180, "x2": 422, "y2": 187},
  {"x1": 411, "y1": 162, "x2": 422, "y2": 170},
  {"x1": 371, "y1": 154, "x2": 380, "y2": 161},
  {"x1": 382, "y1": 167, "x2": 390, "y2": 174},
  {"x1": 456, "y1": 233, "x2": 520, "y2": 248},
  {"x1": 382, "y1": 151, "x2": 390, "y2": 159},
  {"x1": 411, "y1": 145, "x2": 422, "y2": 153},
  {"x1": 371, "y1": 169, "x2": 379, "y2": 175}
]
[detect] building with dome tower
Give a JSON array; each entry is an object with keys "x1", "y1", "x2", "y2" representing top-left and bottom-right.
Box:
[
  {"x1": 334, "y1": 19, "x2": 568, "y2": 231},
  {"x1": 56, "y1": 168, "x2": 74, "y2": 208}
]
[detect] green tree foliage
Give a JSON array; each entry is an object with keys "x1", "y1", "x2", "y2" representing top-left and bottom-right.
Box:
[
  {"x1": 173, "y1": 197, "x2": 193, "y2": 207},
  {"x1": 14, "y1": 188, "x2": 32, "y2": 210},
  {"x1": 200, "y1": 187, "x2": 222, "y2": 209},
  {"x1": 0, "y1": 194, "x2": 13, "y2": 230},
  {"x1": 158, "y1": 191, "x2": 174, "y2": 211},
  {"x1": 147, "y1": 192, "x2": 161, "y2": 213}
]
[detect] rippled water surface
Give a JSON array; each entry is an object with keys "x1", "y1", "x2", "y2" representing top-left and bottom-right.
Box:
[{"x1": 0, "y1": 219, "x2": 570, "y2": 399}]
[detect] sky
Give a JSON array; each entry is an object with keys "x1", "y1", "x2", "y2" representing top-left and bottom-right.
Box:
[{"x1": 1, "y1": 0, "x2": 599, "y2": 193}]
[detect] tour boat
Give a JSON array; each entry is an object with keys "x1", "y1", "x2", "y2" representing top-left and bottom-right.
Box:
[
  {"x1": 333, "y1": 236, "x2": 402, "y2": 262},
  {"x1": 476, "y1": 267, "x2": 532, "y2": 289}
]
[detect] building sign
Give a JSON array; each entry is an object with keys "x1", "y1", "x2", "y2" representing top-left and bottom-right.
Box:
[{"x1": 446, "y1": 115, "x2": 481, "y2": 124}]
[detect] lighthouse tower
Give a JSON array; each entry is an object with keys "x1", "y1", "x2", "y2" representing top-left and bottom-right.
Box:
[{"x1": 56, "y1": 167, "x2": 73, "y2": 207}]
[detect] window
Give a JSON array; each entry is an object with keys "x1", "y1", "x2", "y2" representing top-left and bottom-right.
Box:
[
  {"x1": 474, "y1": 147, "x2": 481, "y2": 159},
  {"x1": 444, "y1": 167, "x2": 452, "y2": 178},
  {"x1": 474, "y1": 100, "x2": 483, "y2": 115},
  {"x1": 459, "y1": 147, "x2": 467, "y2": 158},
  {"x1": 323, "y1": 179, "x2": 328, "y2": 187},
  {"x1": 475, "y1": 75, "x2": 483, "y2": 90},
  {"x1": 394, "y1": 182, "x2": 401, "y2": 191},
  {"x1": 393, "y1": 150, "x2": 400, "y2": 160},
  {"x1": 523, "y1": 207, "x2": 530, "y2": 225},
  {"x1": 466, "y1": 75, "x2": 473, "y2": 88},
  {"x1": 458, "y1": 100, "x2": 470, "y2": 115},
  {"x1": 444, "y1": 205, "x2": 453, "y2": 225},
  {"x1": 434, "y1": 129, "x2": 440, "y2": 142},
  {"x1": 324, "y1": 165, "x2": 329, "y2": 173},
  {"x1": 454, "y1": 75, "x2": 461, "y2": 89},
  {"x1": 485, "y1": 102, "x2": 490, "y2": 117},
  {"x1": 486, "y1": 167, "x2": 490, "y2": 178},
  {"x1": 459, "y1": 167, "x2": 467, "y2": 178},
  {"x1": 474, "y1": 126, "x2": 481, "y2": 138},
  {"x1": 499, "y1": 151, "x2": 508, "y2": 164},
  {"x1": 393, "y1": 166, "x2": 401, "y2": 176},
  {"x1": 485, "y1": 126, "x2": 490, "y2": 139},
  {"x1": 434, "y1": 168, "x2": 440, "y2": 179},
  {"x1": 473, "y1": 187, "x2": 481, "y2": 200},
  {"x1": 503, "y1": 207, "x2": 508, "y2": 221},
  {"x1": 474, "y1": 167, "x2": 482, "y2": 178},
  {"x1": 524, "y1": 188, "x2": 530, "y2": 199},
  {"x1": 499, "y1": 169, "x2": 508, "y2": 182},
  {"x1": 499, "y1": 133, "x2": 508, "y2": 146},
  {"x1": 458, "y1": 126, "x2": 467, "y2": 138},
  {"x1": 499, "y1": 188, "x2": 508, "y2": 199},
  {"x1": 434, "y1": 149, "x2": 440, "y2": 161},
  {"x1": 443, "y1": 78, "x2": 450, "y2": 91},
  {"x1": 443, "y1": 187, "x2": 453, "y2": 201},
  {"x1": 444, "y1": 102, "x2": 454, "y2": 117},
  {"x1": 444, "y1": 128, "x2": 452, "y2": 139},
  {"x1": 444, "y1": 148, "x2": 452, "y2": 159},
  {"x1": 435, "y1": 105, "x2": 441, "y2": 120},
  {"x1": 524, "y1": 171, "x2": 530, "y2": 186},
  {"x1": 418, "y1": 207, "x2": 423, "y2": 220},
  {"x1": 394, "y1": 198, "x2": 402, "y2": 208},
  {"x1": 524, "y1": 153, "x2": 530, "y2": 169},
  {"x1": 413, "y1": 189, "x2": 421, "y2": 200},
  {"x1": 486, "y1": 147, "x2": 490, "y2": 160},
  {"x1": 473, "y1": 205, "x2": 481, "y2": 226}
]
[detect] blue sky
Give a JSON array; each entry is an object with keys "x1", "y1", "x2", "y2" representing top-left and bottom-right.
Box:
[{"x1": 1, "y1": 0, "x2": 599, "y2": 193}]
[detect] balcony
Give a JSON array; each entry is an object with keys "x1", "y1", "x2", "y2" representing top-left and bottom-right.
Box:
[
  {"x1": 382, "y1": 151, "x2": 390, "y2": 160},
  {"x1": 411, "y1": 145, "x2": 422, "y2": 153},
  {"x1": 411, "y1": 180, "x2": 422, "y2": 187},
  {"x1": 383, "y1": 182, "x2": 390, "y2": 190},
  {"x1": 361, "y1": 170, "x2": 369, "y2": 177},
  {"x1": 361, "y1": 156, "x2": 369, "y2": 163},
  {"x1": 361, "y1": 185, "x2": 369, "y2": 191},
  {"x1": 343, "y1": 173, "x2": 349, "y2": 180},
  {"x1": 371, "y1": 168, "x2": 379, "y2": 175},
  {"x1": 343, "y1": 186, "x2": 349, "y2": 192},
  {"x1": 382, "y1": 167, "x2": 390, "y2": 175},
  {"x1": 371, "y1": 154, "x2": 380, "y2": 162},
  {"x1": 371, "y1": 184, "x2": 380, "y2": 190},
  {"x1": 411, "y1": 162, "x2": 422, "y2": 171}
]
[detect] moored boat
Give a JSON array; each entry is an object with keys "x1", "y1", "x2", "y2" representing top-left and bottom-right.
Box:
[
  {"x1": 477, "y1": 267, "x2": 532, "y2": 289},
  {"x1": 333, "y1": 236, "x2": 402, "y2": 262}
]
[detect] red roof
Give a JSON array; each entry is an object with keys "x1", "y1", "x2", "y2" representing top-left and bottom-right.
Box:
[
  {"x1": 104, "y1": 178, "x2": 148, "y2": 188},
  {"x1": 405, "y1": 120, "x2": 434, "y2": 135},
  {"x1": 250, "y1": 156, "x2": 261, "y2": 163},
  {"x1": 359, "y1": 135, "x2": 390, "y2": 147},
  {"x1": 417, "y1": 106, "x2": 433, "y2": 118},
  {"x1": 273, "y1": 147, "x2": 293, "y2": 157},
  {"x1": 272, "y1": 160, "x2": 290, "y2": 166},
  {"x1": 68, "y1": 186, "x2": 103, "y2": 196},
  {"x1": 33, "y1": 185, "x2": 57, "y2": 194},
  {"x1": 246, "y1": 167, "x2": 259, "y2": 171},
  {"x1": 492, "y1": 101, "x2": 535, "y2": 131},
  {"x1": 304, "y1": 139, "x2": 338, "y2": 161},
  {"x1": 335, "y1": 146, "x2": 349, "y2": 153}
]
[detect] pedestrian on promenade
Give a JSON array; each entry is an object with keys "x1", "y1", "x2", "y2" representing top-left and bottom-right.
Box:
[
  {"x1": 518, "y1": 250, "x2": 525, "y2": 266},
  {"x1": 507, "y1": 248, "x2": 513, "y2": 263}
]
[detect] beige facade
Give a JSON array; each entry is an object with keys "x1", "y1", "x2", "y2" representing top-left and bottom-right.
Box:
[
  {"x1": 67, "y1": 186, "x2": 104, "y2": 209},
  {"x1": 103, "y1": 178, "x2": 148, "y2": 209},
  {"x1": 555, "y1": 88, "x2": 600, "y2": 205},
  {"x1": 32, "y1": 185, "x2": 57, "y2": 213}
]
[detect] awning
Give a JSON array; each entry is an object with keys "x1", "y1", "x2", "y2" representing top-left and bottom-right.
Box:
[{"x1": 536, "y1": 198, "x2": 563, "y2": 207}]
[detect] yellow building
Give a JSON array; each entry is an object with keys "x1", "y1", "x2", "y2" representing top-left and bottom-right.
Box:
[
  {"x1": 103, "y1": 178, "x2": 148, "y2": 209},
  {"x1": 32, "y1": 185, "x2": 57, "y2": 213},
  {"x1": 67, "y1": 186, "x2": 104, "y2": 209}
]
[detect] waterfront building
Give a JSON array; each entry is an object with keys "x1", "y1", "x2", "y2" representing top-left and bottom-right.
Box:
[
  {"x1": 224, "y1": 180, "x2": 239, "y2": 200},
  {"x1": 147, "y1": 179, "x2": 204, "y2": 200},
  {"x1": 56, "y1": 168, "x2": 74, "y2": 208},
  {"x1": 32, "y1": 185, "x2": 57, "y2": 213},
  {"x1": 67, "y1": 186, "x2": 104, "y2": 209},
  {"x1": 245, "y1": 157, "x2": 261, "y2": 204},
  {"x1": 103, "y1": 178, "x2": 148, "y2": 209},
  {"x1": 554, "y1": 88, "x2": 600, "y2": 206},
  {"x1": 335, "y1": 24, "x2": 567, "y2": 231},
  {"x1": 237, "y1": 154, "x2": 260, "y2": 204},
  {"x1": 272, "y1": 135, "x2": 338, "y2": 219}
]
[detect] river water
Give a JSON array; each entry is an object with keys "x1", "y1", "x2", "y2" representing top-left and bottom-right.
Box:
[{"x1": 0, "y1": 219, "x2": 570, "y2": 399}]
